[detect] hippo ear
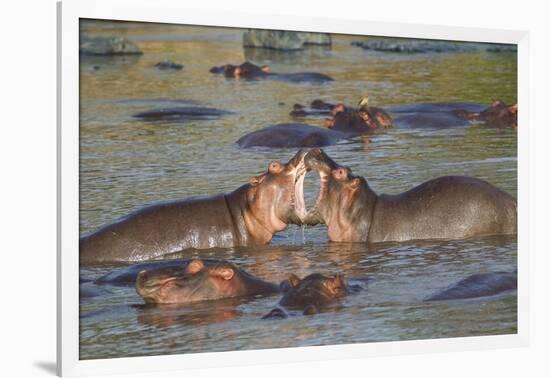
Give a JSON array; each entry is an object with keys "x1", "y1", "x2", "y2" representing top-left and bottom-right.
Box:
[
  {"x1": 261, "y1": 65, "x2": 270, "y2": 73},
  {"x1": 212, "y1": 267, "x2": 234, "y2": 280},
  {"x1": 288, "y1": 273, "x2": 301, "y2": 287},
  {"x1": 349, "y1": 178, "x2": 361, "y2": 189},
  {"x1": 326, "y1": 274, "x2": 347, "y2": 293},
  {"x1": 186, "y1": 259, "x2": 204, "y2": 274},
  {"x1": 333, "y1": 274, "x2": 347, "y2": 288},
  {"x1": 249, "y1": 174, "x2": 265, "y2": 186}
]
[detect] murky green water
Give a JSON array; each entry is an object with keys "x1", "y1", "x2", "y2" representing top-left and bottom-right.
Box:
[{"x1": 79, "y1": 20, "x2": 517, "y2": 360}]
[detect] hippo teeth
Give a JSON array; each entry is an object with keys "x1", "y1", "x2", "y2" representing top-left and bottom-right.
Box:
[{"x1": 294, "y1": 171, "x2": 307, "y2": 219}]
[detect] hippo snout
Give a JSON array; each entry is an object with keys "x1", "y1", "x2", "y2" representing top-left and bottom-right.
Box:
[
  {"x1": 304, "y1": 148, "x2": 336, "y2": 173},
  {"x1": 135, "y1": 270, "x2": 149, "y2": 296}
]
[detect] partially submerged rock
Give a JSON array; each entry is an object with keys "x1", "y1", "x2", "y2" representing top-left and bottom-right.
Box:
[
  {"x1": 80, "y1": 35, "x2": 143, "y2": 56},
  {"x1": 351, "y1": 37, "x2": 516, "y2": 54},
  {"x1": 243, "y1": 29, "x2": 331, "y2": 50}
]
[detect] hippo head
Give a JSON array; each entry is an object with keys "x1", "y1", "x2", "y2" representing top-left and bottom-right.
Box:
[
  {"x1": 325, "y1": 104, "x2": 372, "y2": 132},
  {"x1": 136, "y1": 259, "x2": 248, "y2": 304},
  {"x1": 279, "y1": 273, "x2": 349, "y2": 309},
  {"x1": 244, "y1": 149, "x2": 308, "y2": 237},
  {"x1": 303, "y1": 148, "x2": 374, "y2": 242},
  {"x1": 210, "y1": 61, "x2": 270, "y2": 79}
]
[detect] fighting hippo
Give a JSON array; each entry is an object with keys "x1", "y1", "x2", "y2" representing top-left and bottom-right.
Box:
[
  {"x1": 425, "y1": 271, "x2": 517, "y2": 301},
  {"x1": 210, "y1": 61, "x2": 333, "y2": 83},
  {"x1": 302, "y1": 148, "x2": 517, "y2": 243},
  {"x1": 262, "y1": 273, "x2": 360, "y2": 318},
  {"x1": 390, "y1": 101, "x2": 517, "y2": 129},
  {"x1": 136, "y1": 258, "x2": 280, "y2": 304},
  {"x1": 80, "y1": 150, "x2": 309, "y2": 264}
]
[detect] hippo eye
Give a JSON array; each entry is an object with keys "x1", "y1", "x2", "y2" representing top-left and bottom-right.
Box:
[{"x1": 268, "y1": 161, "x2": 282, "y2": 173}]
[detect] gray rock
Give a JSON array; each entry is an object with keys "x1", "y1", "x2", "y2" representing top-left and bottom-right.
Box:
[
  {"x1": 351, "y1": 37, "x2": 516, "y2": 54},
  {"x1": 243, "y1": 29, "x2": 331, "y2": 50},
  {"x1": 80, "y1": 35, "x2": 143, "y2": 56}
]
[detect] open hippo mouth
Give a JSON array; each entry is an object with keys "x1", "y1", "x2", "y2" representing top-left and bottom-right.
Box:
[
  {"x1": 293, "y1": 162, "x2": 308, "y2": 221},
  {"x1": 299, "y1": 148, "x2": 339, "y2": 224},
  {"x1": 284, "y1": 148, "x2": 333, "y2": 225}
]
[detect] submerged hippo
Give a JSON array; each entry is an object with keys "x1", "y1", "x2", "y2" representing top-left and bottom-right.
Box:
[
  {"x1": 390, "y1": 101, "x2": 517, "y2": 129},
  {"x1": 236, "y1": 123, "x2": 350, "y2": 148},
  {"x1": 291, "y1": 96, "x2": 393, "y2": 133},
  {"x1": 154, "y1": 61, "x2": 184, "y2": 70},
  {"x1": 132, "y1": 106, "x2": 232, "y2": 121},
  {"x1": 262, "y1": 273, "x2": 360, "y2": 318},
  {"x1": 80, "y1": 150, "x2": 309, "y2": 264},
  {"x1": 302, "y1": 148, "x2": 517, "y2": 243},
  {"x1": 136, "y1": 258, "x2": 280, "y2": 304},
  {"x1": 425, "y1": 271, "x2": 517, "y2": 301},
  {"x1": 454, "y1": 100, "x2": 517, "y2": 129},
  {"x1": 326, "y1": 96, "x2": 393, "y2": 132},
  {"x1": 210, "y1": 61, "x2": 333, "y2": 83}
]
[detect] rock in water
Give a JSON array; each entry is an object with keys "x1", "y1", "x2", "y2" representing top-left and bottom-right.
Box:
[
  {"x1": 351, "y1": 37, "x2": 516, "y2": 54},
  {"x1": 243, "y1": 30, "x2": 331, "y2": 50},
  {"x1": 80, "y1": 36, "x2": 143, "y2": 56}
]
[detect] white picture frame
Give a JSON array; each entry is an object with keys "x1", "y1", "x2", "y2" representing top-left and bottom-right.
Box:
[{"x1": 58, "y1": 0, "x2": 529, "y2": 376}]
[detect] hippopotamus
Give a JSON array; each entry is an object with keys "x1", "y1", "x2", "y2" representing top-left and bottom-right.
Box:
[
  {"x1": 209, "y1": 61, "x2": 333, "y2": 84},
  {"x1": 236, "y1": 123, "x2": 350, "y2": 148},
  {"x1": 325, "y1": 102, "x2": 393, "y2": 132},
  {"x1": 302, "y1": 148, "x2": 517, "y2": 243},
  {"x1": 136, "y1": 258, "x2": 280, "y2": 304},
  {"x1": 132, "y1": 106, "x2": 232, "y2": 121},
  {"x1": 454, "y1": 100, "x2": 517, "y2": 129},
  {"x1": 291, "y1": 96, "x2": 393, "y2": 133},
  {"x1": 425, "y1": 271, "x2": 517, "y2": 301},
  {"x1": 390, "y1": 101, "x2": 517, "y2": 129},
  {"x1": 80, "y1": 150, "x2": 309, "y2": 264},
  {"x1": 262, "y1": 273, "x2": 361, "y2": 318}
]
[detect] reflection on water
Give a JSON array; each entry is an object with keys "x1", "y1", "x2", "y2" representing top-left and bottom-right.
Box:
[{"x1": 79, "y1": 20, "x2": 517, "y2": 360}]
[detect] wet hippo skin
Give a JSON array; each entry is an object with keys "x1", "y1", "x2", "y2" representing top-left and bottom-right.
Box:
[
  {"x1": 236, "y1": 123, "x2": 350, "y2": 148},
  {"x1": 389, "y1": 101, "x2": 517, "y2": 129},
  {"x1": 210, "y1": 61, "x2": 333, "y2": 83},
  {"x1": 425, "y1": 271, "x2": 517, "y2": 301},
  {"x1": 80, "y1": 150, "x2": 309, "y2": 264},
  {"x1": 303, "y1": 148, "x2": 517, "y2": 243},
  {"x1": 132, "y1": 106, "x2": 232, "y2": 121},
  {"x1": 136, "y1": 258, "x2": 280, "y2": 304}
]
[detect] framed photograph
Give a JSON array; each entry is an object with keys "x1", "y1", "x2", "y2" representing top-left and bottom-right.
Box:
[{"x1": 58, "y1": 0, "x2": 529, "y2": 376}]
